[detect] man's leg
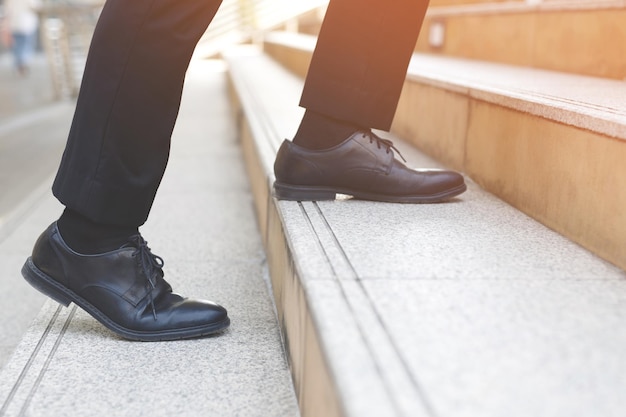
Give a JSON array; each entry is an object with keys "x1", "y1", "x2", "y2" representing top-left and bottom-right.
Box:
[
  {"x1": 274, "y1": 0, "x2": 467, "y2": 203},
  {"x1": 22, "y1": 0, "x2": 230, "y2": 341},
  {"x1": 300, "y1": 0, "x2": 428, "y2": 133},
  {"x1": 54, "y1": 0, "x2": 223, "y2": 229},
  {"x1": 53, "y1": 0, "x2": 224, "y2": 254}
]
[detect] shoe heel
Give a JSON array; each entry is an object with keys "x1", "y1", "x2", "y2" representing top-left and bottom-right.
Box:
[
  {"x1": 21, "y1": 258, "x2": 72, "y2": 307},
  {"x1": 274, "y1": 182, "x2": 336, "y2": 201}
]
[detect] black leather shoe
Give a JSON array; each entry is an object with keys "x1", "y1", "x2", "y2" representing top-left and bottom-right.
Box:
[
  {"x1": 21, "y1": 223, "x2": 230, "y2": 341},
  {"x1": 274, "y1": 131, "x2": 466, "y2": 203}
]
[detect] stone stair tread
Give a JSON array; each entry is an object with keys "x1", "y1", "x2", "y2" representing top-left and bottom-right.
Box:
[
  {"x1": 0, "y1": 60, "x2": 299, "y2": 417},
  {"x1": 260, "y1": 31, "x2": 626, "y2": 272},
  {"x1": 406, "y1": 53, "x2": 626, "y2": 139},
  {"x1": 266, "y1": 31, "x2": 626, "y2": 139},
  {"x1": 224, "y1": 45, "x2": 626, "y2": 417}
]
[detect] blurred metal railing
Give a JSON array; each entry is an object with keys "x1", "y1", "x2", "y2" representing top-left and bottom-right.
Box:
[
  {"x1": 38, "y1": 0, "x2": 328, "y2": 99},
  {"x1": 195, "y1": 0, "x2": 328, "y2": 57},
  {"x1": 38, "y1": 1, "x2": 103, "y2": 99}
]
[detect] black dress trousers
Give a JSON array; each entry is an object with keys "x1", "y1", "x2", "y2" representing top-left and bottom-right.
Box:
[
  {"x1": 53, "y1": 0, "x2": 429, "y2": 227},
  {"x1": 301, "y1": 0, "x2": 428, "y2": 130}
]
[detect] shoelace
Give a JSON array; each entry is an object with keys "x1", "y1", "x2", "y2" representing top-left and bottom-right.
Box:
[
  {"x1": 361, "y1": 130, "x2": 407, "y2": 163},
  {"x1": 129, "y1": 235, "x2": 164, "y2": 320}
]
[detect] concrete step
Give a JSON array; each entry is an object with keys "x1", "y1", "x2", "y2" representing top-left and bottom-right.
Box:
[
  {"x1": 261, "y1": 30, "x2": 626, "y2": 272},
  {"x1": 0, "y1": 60, "x2": 300, "y2": 417},
  {"x1": 224, "y1": 43, "x2": 626, "y2": 417},
  {"x1": 418, "y1": 0, "x2": 626, "y2": 79}
]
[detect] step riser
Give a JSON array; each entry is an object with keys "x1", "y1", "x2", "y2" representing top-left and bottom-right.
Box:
[
  {"x1": 227, "y1": 76, "x2": 345, "y2": 417},
  {"x1": 418, "y1": 6, "x2": 626, "y2": 80},
  {"x1": 264, "y1": 199, "x2": 344, "y2": 417},
  {"x1": 393, "y1": 82, "x2": 626, "y2": 270},
  {"x1": 263, "y1": 36, "x2": 626, "y2": 271}
]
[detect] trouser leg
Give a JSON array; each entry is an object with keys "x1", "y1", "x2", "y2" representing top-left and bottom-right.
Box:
[
  {"x1": 53, "y1": 0, "x2": 223, "y2": 227},
  {"x1": 299, "y1": 0, "x2": 430, "y2": 130}
]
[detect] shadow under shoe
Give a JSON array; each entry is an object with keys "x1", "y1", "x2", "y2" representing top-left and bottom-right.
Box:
[
  {"x1": 21, "y1": 223, "x2": 230, "y2": 341},
  {"x1": 274, "y1": 130, "x2": 467, "y2": 203}
]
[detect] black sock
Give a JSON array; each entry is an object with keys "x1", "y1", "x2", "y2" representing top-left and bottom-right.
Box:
[
  {"x1": 292, "y1": 110, "x2": 364, "y2": 150},
  {"x1": 57, "y1": 208, "x2": 139, "y2": 254}
]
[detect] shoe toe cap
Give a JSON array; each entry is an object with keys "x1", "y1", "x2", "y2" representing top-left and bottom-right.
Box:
[
  {"x1": 134, "y1": 294, "x2": 229, "y2": 334},
  {"x1": 436, "y1": 169, "x2": 465, "y2": 188},
  {"x1": 167, "y1": 296, "x2": 229, "y2": 327}
]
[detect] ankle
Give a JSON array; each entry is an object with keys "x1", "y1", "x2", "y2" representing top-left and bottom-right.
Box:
[
  {"x1": 57, "y1": 209, "x2": 139, "y2": 254},
  {"x1": 293, "y1": 110, "x2": 364, "y2": 150}
]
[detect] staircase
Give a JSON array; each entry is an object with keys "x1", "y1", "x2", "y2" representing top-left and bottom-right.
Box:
[
  {"x1": 2, "y1": 2, "x2": 626, "y2": 417},
  {"x1": 262, "y1": 0, "x2": 626, "y2": 272},
  {"x1": 223, "y1": 1, "x2": 626, "y2": 416}
]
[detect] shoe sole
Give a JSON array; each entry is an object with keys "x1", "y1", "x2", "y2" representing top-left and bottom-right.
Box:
[
  {"x1": 21, "y1": 258, "x2": 230, "y2": 342},
  {"x1": 273, "y1": 182, "x2": 467, "y2": 203}
]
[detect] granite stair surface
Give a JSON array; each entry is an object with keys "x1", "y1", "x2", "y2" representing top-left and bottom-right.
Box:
[
  {"x1": 262, "y1": 29, "x2": 626, "y2": 273},
  {"x1": 2, "y1": 12, "x2": 626, "y2": 417},
  {"x1": 0, "y1": 60, "x2": 300, "y2": 417},
  {"x1": 224, "y1": 44, "x2": 626, "y2": 417}
]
